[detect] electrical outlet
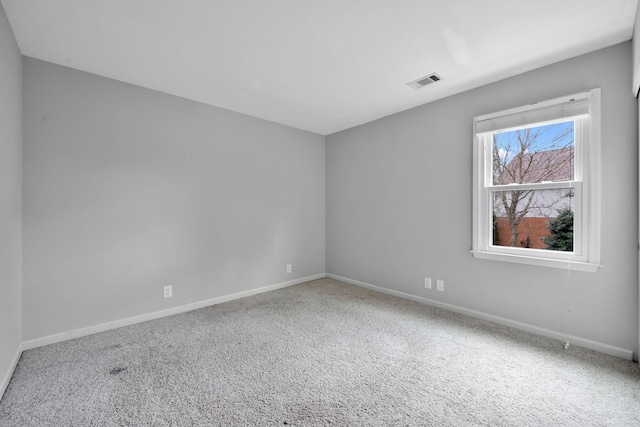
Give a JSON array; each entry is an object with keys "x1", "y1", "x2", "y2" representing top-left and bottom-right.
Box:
[
  {"x1": 436, "y1": 280, "x2": 444, "y2": 292},
  {"x1": 286, "y1": 264, "x2": 292, "y2": 274},
  {"x1": 164, "y1": 285, "x2": 172, "y2": 298},
  {"x1": 424, "y1": 277, "x2": 432, "y2": 289}
]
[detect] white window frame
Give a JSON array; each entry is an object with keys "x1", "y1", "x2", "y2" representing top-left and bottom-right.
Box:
[{"x1": 472, "y1": 89, "x2": 601, "y2": 272}]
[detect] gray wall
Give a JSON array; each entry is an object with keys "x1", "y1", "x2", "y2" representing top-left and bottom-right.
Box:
[
  {"x1": 634, "y1": 0, "x2": 640, "y2": 358},
  {"x1": 10, "y1": 25, "x2": 640, "y2": 363},
  {"x1": 0, "y1": 3, "x2": 22, "y2": 395},
  {"x1": 633, "y1": 4, "x2": 640, "y2": 96},
  {"x1": 327, "y1": 42, "x2": 639, "y2": 358},
  {"x1": 23, "y1": 58, "x2": 325, "y2": 340}
]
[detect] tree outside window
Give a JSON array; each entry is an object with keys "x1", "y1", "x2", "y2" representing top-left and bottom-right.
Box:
[{"x1": 491, "y1": 121, "x2": 574, "y2": 251}]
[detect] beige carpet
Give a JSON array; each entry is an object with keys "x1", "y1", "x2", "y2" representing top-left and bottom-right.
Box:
[{"x1": 1, "y1": 278, "x2": 639, "y2": 426}]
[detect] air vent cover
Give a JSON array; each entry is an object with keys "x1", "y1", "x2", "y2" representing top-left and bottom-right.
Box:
[{"x1": 407, "y1": 73, "x2": 443, "y2": 89}]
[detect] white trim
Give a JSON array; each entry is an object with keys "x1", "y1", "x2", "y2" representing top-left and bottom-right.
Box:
[
  {"x1": 22, "y1": 274, "x2": 326, "y2": 351},
  {"x1": 0, "y1": 344, "x2": 23, "y2": 401},
  {"x1": 327, "y1": 273, "x2": 633, "y2": 361},
  {"x1": 587, "y1": 89, "x2": 602, "y2": 267},
  {"x1": 471, "y1": 250, "x2": 600, "y2": 273}
]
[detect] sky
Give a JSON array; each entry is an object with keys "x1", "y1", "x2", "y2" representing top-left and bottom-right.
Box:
[{"x1": 494, "y1": 120, "x2": 574, "y2": 159}]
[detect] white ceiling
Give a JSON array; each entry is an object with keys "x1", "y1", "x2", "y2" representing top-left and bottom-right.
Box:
[{"x1": 1, "y1": 0, "x2": 637, "y2": 135}]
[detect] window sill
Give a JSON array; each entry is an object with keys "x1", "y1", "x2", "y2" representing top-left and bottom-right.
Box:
[{"x1": 471, "y1": 250, "x2": 600, "y2": 273}]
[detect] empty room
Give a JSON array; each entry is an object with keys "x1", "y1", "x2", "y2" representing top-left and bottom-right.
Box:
[{"x1": 1, "y1": 1, "x2": 640, "y2": 425}]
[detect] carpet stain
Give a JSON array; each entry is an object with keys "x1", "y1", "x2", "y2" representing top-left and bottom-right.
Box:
[
  {"x1": 109, "y1": 367, "x2": 128, "y2": 375},
  {"x1": 200, "y1": 385, "x2": 217, "y2": 396},
  {"x1": 102, "y1": 343, "x2": 122, "y2": 350}
]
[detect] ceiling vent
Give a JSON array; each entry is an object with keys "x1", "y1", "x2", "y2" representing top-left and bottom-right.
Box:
[{"x1": 407, "y1": 73, "x2": 443, "y2": 89}]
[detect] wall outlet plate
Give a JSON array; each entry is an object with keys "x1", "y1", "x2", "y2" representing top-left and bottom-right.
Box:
[
  {"x1": 436, "y1": 280, "x2": 444, "y2": 292},
  {"x1": 424, "y1": 277, "x2": 432, "y2": 289},
  {"x1": 164, "y1": 285, "x2": 172, "y2": 298}
]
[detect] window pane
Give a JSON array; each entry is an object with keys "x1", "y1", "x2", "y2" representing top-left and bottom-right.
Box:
[
  {"x1": 492, "y1": 188, "x2": 574, "y2": 251},
  {"x1": 492, "y1": 121, "x2": 574, "y2": 185}
]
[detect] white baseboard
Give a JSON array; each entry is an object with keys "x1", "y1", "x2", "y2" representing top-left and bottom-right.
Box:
[
  {"x1": 0, "y1": 344, "x2": 23, "y2": 401},
  {"x1": 327, "y1": 274, "x2": 634, "y2": 361},
  {"x1": 22, "y1": 273, "x2": 326, "y2": 351}
]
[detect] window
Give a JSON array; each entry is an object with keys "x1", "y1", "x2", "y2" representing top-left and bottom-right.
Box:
[{"x1": 472, "y1": 89, "x2": 601, "y2": 272}]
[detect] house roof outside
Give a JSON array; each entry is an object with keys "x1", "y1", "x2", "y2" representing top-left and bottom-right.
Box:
[
  {"x1": 495, "y1": 146, "x2": 574, "y2": 185},
  {"x1": 494, "y1": 146, "x2": 574, "y2": 219}
]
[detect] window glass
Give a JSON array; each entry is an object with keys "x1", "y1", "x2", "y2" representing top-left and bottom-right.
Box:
[
  {"x1": 492, "y1": 121, "x2": 574, "y2": 185},
  {"x1": 491, "y1": 187, "x2": 574, "y2": 251}
]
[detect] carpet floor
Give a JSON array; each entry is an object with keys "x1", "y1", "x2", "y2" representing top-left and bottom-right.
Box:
[{"x1": 1, "y1": 278, "x2": 639, "y2": 426}]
